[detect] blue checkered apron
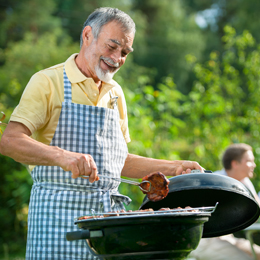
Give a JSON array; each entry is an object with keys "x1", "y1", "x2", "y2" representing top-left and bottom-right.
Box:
[{"x1": 25, "y1": 68, "x2": 131, "y2": 259}]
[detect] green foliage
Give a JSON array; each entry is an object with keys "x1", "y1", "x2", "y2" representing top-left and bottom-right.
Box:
[
  {"x1": 132, "y1": 0, "x2": 206, "y2": 91},
  {"x1": 182, "y1": 25, "x2": 260, "y2": 183},
  {"x1": 0, "y1": 29, "x2": 78, "y2": 108},
  {"x1": 119, "y1": 25, "x2": 260, "y2": 209},
  {"x1": 54, "y1": 0, "x2": 138, "y2": 42},
  {"x1": 0, "y1": 0, "x2": 61, "y2": 48}
]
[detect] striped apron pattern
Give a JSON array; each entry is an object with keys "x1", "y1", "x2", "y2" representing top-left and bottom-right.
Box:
[{"x1": 25, "y1": 68, "x2": 131, "y2": 259}]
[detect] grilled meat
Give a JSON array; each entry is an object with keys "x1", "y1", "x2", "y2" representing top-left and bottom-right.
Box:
[{"x1": 141, "y1": 172, "x2": 170, "y2": 202}]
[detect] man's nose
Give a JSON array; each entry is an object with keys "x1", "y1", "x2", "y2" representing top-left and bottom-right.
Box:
[{"x1": 110, "y1": 51, "x2": 122, "y2": 64}]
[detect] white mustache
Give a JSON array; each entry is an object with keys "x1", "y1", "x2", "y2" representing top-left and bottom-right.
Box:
[{"x1": 101, "y1": 56, "x2": 119, "y2": 68}]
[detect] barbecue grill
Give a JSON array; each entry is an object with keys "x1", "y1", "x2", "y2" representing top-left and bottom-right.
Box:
[
  {"x1": 67, "y1": 205, "x2": 217, "y2": 260},
  {"x1": 66, "y1": 172, "x2": 260, "y2": 259}
]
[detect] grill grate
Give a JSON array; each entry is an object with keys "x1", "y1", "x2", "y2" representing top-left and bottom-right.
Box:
[{"x1": 75, "y1": 202, "x2": 218, "y2": 221}]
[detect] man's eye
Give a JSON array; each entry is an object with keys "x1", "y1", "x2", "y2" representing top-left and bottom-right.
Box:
[{"x1": 108, "y1": 45, "x2": 116, "y2": 49}]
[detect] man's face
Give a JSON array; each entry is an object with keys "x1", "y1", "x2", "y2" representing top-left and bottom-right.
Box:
[
  {"x1": 237, "y1": 150, "x2": 256, "y2": 179},
  {"x1": 84, "y1": 21, "x2": 134, "y2": 83}
]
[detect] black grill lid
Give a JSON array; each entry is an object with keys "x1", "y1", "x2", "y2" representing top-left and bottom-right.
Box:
[{"x1": 139, "y1": 172, "x2": 260, "y2": 237}]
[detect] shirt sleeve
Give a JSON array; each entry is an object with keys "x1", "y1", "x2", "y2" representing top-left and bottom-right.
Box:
[{"x1": 10, "y1": 71, "x2": 61, "y2": 135}]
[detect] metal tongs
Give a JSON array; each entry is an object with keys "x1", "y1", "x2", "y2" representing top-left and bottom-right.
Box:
[{"x1": 82, "y1": 174, "x2": 151, "y2": 193}]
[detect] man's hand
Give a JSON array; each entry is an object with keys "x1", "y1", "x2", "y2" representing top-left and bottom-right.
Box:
[
  {"x1": 174, "y1": 160, "x2": 205, "y2": 175},
  {"x1": 59, "y1": 152, "x2": 99, "y2": 183},
  {"x1": 0, "y1": 122, "x2": 100, "y2": 183}
]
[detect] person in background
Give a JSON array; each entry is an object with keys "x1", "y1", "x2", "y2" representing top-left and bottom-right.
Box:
[
  {"x1": 0, "y1": 7, "x2": 204, "y2": 260},
  {"x1": 190, "y1": 143, "x2": 260, "y2": 260},
  {"x1": 215, "y1": 143, "x2": 260, "y2": 205}
]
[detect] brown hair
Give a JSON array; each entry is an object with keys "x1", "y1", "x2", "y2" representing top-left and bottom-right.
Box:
[{"x1": 222, "y1": 143, "x2": 252, "y2": 170}]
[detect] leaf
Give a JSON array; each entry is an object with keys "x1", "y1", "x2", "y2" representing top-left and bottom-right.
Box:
[{"x1": 0, "y1": 111, "x2": 6, "y2": 121}]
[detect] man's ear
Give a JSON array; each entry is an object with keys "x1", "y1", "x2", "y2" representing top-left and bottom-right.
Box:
[
  {"x1": 231, "y1": 160, "x2": 239, "y2": 169},
  {"x1": 82, "y1": 26, "x2": 93, "y2": 47}
]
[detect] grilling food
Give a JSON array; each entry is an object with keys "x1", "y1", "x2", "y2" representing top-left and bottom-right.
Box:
[
  {"x1": 140, "y1": 172, "x2": 170, "y2": 202},
  {"x1": 77, "y1": 206, "x2": 199, "y2": 220}
]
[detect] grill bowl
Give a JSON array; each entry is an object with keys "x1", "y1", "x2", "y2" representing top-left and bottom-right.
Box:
[{"x1": 68, "y1": 211, "x2": 211, "y2": 260}]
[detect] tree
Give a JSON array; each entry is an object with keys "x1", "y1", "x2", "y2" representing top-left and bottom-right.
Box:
[
  {"x1": 185, "y1": 0, "x2": 260, "y2": 56},
  {"x1": 132, "y1": 0, "x2": 206, "y2": 93},
  {"x1": 0, "y1": 0, "x2": 61, "y2": 49},
  {"x1": 120, "y1": 26, "x2": 260, "y2": 209},
  {"x1": 182, "y1": 25, "x2": 260, "y2": 187}
]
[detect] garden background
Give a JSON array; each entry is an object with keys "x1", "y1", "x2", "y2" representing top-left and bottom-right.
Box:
[{"x1": 1, "y1": 0, "x2": 260, "y2": 258}]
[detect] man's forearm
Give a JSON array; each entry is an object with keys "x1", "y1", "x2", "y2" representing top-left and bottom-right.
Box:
[
  {"x1": 121, "y1": 153, "x2": 204, "y2": 178},
  {"x1": 0, "y1": 121, "x2": 99, "y2": 181},
  {"x1": 121, "y1": 153, "x2": 179, "y2": 178},
  {"x1": 0, "y1": 130, "x2": 63, "y2": 166}
]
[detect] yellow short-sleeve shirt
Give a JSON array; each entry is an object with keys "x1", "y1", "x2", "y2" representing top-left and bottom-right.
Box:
[{"x1": 11, "y1": 53, "x2": 131, "y2": 149}]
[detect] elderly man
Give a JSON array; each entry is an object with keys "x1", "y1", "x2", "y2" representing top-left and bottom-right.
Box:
[{"x1": 0, "y1": 7, "x2": 203, "y2": 259}]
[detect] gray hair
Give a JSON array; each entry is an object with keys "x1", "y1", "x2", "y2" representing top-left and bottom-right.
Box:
[
  {"x1": 80, "y1": 7, "x2": 136, "y2": 48},
  {"x1": 222, "y1": 143, "x2": 253, "y2": 170}
]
